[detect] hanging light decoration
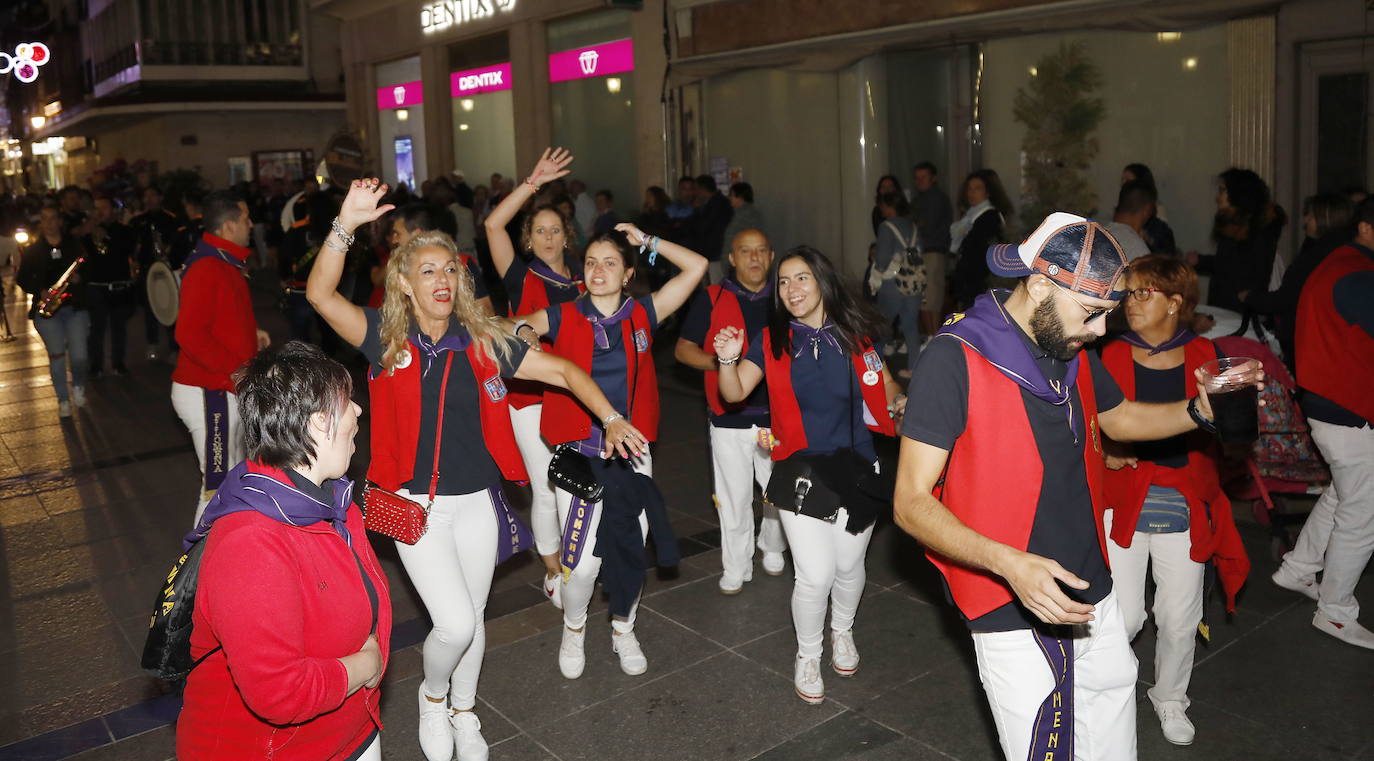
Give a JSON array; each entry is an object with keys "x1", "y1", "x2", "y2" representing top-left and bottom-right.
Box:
[{"x1": 0, "y1": 42, "x2": 52, "y2": 84}]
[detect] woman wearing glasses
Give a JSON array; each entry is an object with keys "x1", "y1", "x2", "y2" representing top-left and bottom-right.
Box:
[{"x1": 1099, "y1": 254, "x2": 1249, "y2": 747}]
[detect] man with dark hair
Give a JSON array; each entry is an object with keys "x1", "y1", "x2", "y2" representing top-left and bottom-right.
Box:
[
  {"x1": 692, "y1": 174, "x2": 734, "y2": 281},
  {"x1": 58, "y1": 185, "x2": 85, "y2": 233},
  {"x1": 1106, "y1": 181, "x2": 1154, "y2": 262},
  {"x1": 1273, "y1": 196, "x2": 1374, "y2": 650},
  {"x1": 667, "y1": 175, "x2": 697, "y2": 221},
  {"x1": 130, "y1": 185, "x2": 186, "y2": 360},
  {"x1": 387, "y1": 201, "x2": 493, "y2": 315},
  {"x1": 171, "y1": 189, "x2": 271, "y2": 524},
  {"x1": 894, "y1": 212, "x2": 1231, "y2": 759},
  {"x1": 84, "y1": 196, "x2": 137, "y2": 378},
  {"x1": 721, "y1": 182, "x2": 765, "y2": 262},
  {"x1": 911, "y1": 162, "x2": 953, "y2": 338},
  {"x1": 591, "y1": 189, "x2": 620, "y2": 237}
]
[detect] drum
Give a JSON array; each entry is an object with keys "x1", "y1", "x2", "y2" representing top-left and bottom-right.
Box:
[{"x1": 146, "y1": 260, "x2": 180, "y2": 326}]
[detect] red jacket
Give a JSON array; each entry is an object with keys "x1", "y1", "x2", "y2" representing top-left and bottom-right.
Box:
[
  {"x1": 930, "y1": 344, "x2": 1108, "y2": 620},
  {"x1": 179, "y1": 502, "x2": 392, "y2": 760},
  {"x1": 1100, "y1": 338, "x2": 1250, "y2": 610},
  {"x1": 542, "y1": 300, "x2": 659, "y2": 444},
  {"x1": 703, "y1": 285, "x2": 752, "y2": 416},
  {"x1": 173, "y1": 235, "x2": 257, "y2": 392},
  {"x1": 508, "y1": 264, "x2": 586, "y2": 409},
  {"x1": 366, "y1": 339, "x2": 528, "y2": 491},
  {"x1": 1296, "y1": 243, "x2": 1374, "y2": 423}
]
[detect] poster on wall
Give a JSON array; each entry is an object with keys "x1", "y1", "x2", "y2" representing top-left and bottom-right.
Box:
[
  {"x1": 253, "y1": 150, "x2": 311, "y2": 184},
  {"x1": 227, "y1": 157, "x2": 252, "y2": 186},
  {"x1": 394, "y1": 136, "x2": 415, "y2": 192},
  {"x1": 709, "y1": 156, "x2": 729, "y2": 189}
]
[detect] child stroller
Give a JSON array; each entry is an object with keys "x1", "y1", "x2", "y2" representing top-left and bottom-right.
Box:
[{"x1": 1212, "y1": 334, "x2": 1330, "y2": 560}]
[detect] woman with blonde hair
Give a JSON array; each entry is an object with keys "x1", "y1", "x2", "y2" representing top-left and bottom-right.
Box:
[{"x1": 308, "y1": 178, "x2": 646, "y2": 761}]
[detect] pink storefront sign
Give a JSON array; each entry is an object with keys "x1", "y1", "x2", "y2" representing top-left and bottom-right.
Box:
[
  {"x1": 547, "y1": 38, "x2": 633, "y2": 83},
  {"x1": 377, "y1": 80, "x2": 424, "y2": 110},
  {"x1": 450, "y1": 62, "x2": 513, "y2": 97}
]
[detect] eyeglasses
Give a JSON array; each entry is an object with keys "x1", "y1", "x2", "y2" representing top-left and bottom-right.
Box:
[
  {"x1": 1047, "y1": 278, "x2": 1118, "y2": 324},
  {"x1": 1128, "y1": 287, "x2": 1167, "y2": 301}
]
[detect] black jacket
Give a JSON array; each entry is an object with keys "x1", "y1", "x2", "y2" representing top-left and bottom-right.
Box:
[
  {"x1": 19, "y1": 235, "x2": 87, "y2": 316},
  {"x1": 83, "y1": 221, "x2": 137, "y2": 283},
  {"x1": 1200, "y1": 205, "x2": 1287, "y2": 312}
]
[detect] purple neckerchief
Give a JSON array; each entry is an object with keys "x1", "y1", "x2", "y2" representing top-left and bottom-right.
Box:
[
  {"x1": 410, "y1": 319, "x2": 471, "y2": 378},
  {"x1": 182, "y1": 238, "x2": 246, "y2": 274},
  {"x1": 721, "y1": 277, "x2": 772, "y2": 303},
  {"x1": 1120, "y1": 328, "x2": 1197, "y2": 356},
  {"x1": 528, "y1": 257, "x2": 582, "y2": 289},
  {"x1": 936, "y1": 290, "x2": 1082, "y2": 439},
  {"x1": 578, "y1": 295, "x2": 636, "y2": 350},
  {"x1": 790, "y1": 319, "x2": 843, "y2": 359},
  {"x1": 184, "y1": 460, "x2": 354, "y2": 550}
]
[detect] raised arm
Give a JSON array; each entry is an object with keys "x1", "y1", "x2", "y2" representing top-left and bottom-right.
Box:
[
  {"x1": 483, "y1": 148, "x2": 573, "y2": 278},
  {"x1": 616, "y1": 223, "x2": 708, "y2": 320},
  {"x1": 513, "y1": 349, "x2": 648, "y2": 460},
  {"x1": 711, "y1": 325, "x2": 764, "y2": 403},
  {"x1": 307, "y1": 179, "x2": 393, "y2": 347}
]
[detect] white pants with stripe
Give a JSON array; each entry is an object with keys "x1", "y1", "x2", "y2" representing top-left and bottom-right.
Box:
[
  {"x1": 1105, "y1": 509, "x2": 1204, "y2": 709},
  {"x1": 555, "y1": 451, "x2": 652, "y2": 633},
  {"x1": 170, "y1": 382, "x2": 243, "y2": 527},
  {"x1": 709, "y1": 423, "x2": 785, "y2": 585},
  {"x1": 509, "y1": 403, "x2": 560, "y2": 557},
  {"x1": 778, "y1": 507, "x2": 872, "y2": 657},
  {"x1": 972, "y1": 590, "x2": 1138, "y2": 761}
]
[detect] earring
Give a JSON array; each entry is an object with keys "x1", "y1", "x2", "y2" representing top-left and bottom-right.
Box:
[{"x1": 1168, "y1": 309, "x2": 1175, "y2": 315}]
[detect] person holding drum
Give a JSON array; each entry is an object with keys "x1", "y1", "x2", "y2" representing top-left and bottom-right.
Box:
[{"x1": 171, "y1": 190, "x2": 271, "y2": 525}]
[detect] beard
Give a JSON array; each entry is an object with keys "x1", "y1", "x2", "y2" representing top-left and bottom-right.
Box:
[{"x1": 1030, "y1": 296, "x2": 1098, "y2": 361}]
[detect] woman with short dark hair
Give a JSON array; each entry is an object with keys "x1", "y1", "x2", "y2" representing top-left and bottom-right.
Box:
[
  {"x1": 179, "y1": 341, "x2": 390, "y2": 761},
  {"x1": 949, "y1": 169, "x2": 1014, "y2": 309}
]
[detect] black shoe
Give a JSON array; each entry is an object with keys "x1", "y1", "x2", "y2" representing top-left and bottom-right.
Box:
[{"x1": 113, "y1": 365, "x2": 130, "y2": 377}]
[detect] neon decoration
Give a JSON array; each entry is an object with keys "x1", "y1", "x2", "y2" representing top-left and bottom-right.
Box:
[{"x1": 0, "y1": 42, "x2": 51, "y2": 84}]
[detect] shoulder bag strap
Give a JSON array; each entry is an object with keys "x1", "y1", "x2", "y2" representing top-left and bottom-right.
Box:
[{"x1": 426, "y1": 353, "x2": 457, "y2": 507}]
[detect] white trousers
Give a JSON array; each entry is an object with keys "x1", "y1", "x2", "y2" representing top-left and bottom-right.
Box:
[
  {"x1": 510, "y1": 403, "x2": 560, "y2": 557},
  {"x1": 972, "y1": 590, "x2": 1138, "y2": 761},
  {"x1": 1281, "y1": 418, "x2": 1374, "y2": 623},
  {"x1": 709, "y1": 423, "x2": 785, "y2": 584},
  {"x1": 1104, "y1": 509, "x2": 1203, "y2": 708},
  {"x1": 170, "y1": 382, "x2": 243, "y2": 526},
  {"x1": 777, "y1": 508, "x2": 873, "y2": 657},
  {"x1": 356, "y1": 734, "x2": 380, "y2": 761},
  {"x1": 393, "y1": 488, "x2": 498, "y2": 710},
  {"x1": 555, "y1": 452, "x2": 652, "y2": 632}
]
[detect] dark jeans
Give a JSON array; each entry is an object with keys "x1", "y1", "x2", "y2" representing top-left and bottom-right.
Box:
[{"x1": 87, "y1": 283, "x2": 135, "y2": 370}]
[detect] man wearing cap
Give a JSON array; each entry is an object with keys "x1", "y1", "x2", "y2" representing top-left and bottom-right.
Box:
[{"x1": 894, "y1": 213, "x2": 1230, "y2": 760}]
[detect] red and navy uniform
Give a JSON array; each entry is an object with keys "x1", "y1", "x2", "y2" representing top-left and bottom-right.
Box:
[
  {"x1": 680, "y1": 279, "x2": 771, "y2": 428},
  {"x1": 1296, "y1": 242, "x2": 1374, "y2": 426},
  {"x1": 505, "y1": 256, "x2": 584, "y2": 409},
  {"x1": 173, "y1": 234, "x2": 257, "y2": 393}
]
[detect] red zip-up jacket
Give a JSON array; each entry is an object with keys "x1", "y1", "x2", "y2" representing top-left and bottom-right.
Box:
[
  {"x1": 173, "y1": 234, "x2": 258, "y2": 392},
  {"x1": 177, "y1": 504, "x2": 392, "y2": 760}
]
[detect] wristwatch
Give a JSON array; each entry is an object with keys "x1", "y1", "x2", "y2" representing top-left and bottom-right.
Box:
[{"x1": 1187, "y1": 396, "x2": 1217, "y2": 435}]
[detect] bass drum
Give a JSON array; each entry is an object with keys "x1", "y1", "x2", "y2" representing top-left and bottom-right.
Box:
[{"x1": 146, "y1": 260, "x2": 181, "y2": 327}]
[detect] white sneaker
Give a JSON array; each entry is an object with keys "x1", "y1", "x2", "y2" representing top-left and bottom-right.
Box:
[
  {"x1": 558, "y1": 626, "x2": 585, "y2": 679},
  {"x1": 58, "y1": 400, "x2": 71, "y2": 418},
  {"x1": 831, "y1": 629, "x2": 860, "y2": 677},
  {"x1": 449, "y1": 710, "x2": 488, "y2": 761},
  {"x1": 794, "y1": 654, "x2": 824, "y2": 704},
  {"x1": 718, "y1": 574, "x2": 745, "y2": 595},
  {"x1": 543, "y1": 573, "x2": 563, "y2": 610},
  {"x1": 612, "y1": 630, "x2": 648, "y2": 676},
  {"x1": 1312, "y1": 611, "x2": 1374, "y2": 650},
  {"x1": 1272, "y1": 566, "x2": 1319, "y2": 601},
  {"x1": 417, "y1": 686, "x2": 453, "y2": 761},
  {"x1": 71, "y1": 386, "x2": 87, "y2": 408},
  {"x1": 761, "y1": 551, "x2": 786, "y2": 576},
  {"x1": 1155, "y1": 702, "x2": 1195, "y2": 745}
]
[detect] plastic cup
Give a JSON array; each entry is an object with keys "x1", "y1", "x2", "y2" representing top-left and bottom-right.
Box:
[{"x1": 1200, "y1": 356, "x2": 1262, "y2": 448}]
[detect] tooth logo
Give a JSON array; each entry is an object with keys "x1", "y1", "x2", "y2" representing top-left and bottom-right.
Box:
[
  {"x1": 578, "y1": 50, "x2": 599, "y2": 76},
  {"x1": 393, "y1": 85, "x2": 406, "y2": 105}
]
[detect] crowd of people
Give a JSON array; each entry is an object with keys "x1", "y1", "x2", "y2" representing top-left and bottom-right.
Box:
[{"x1": 1, "y1": 141, "x2": 1370, "y2": 761}]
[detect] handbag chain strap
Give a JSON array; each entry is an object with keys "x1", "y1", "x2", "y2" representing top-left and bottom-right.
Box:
[{"x1": 427, "y1": 352, "x2": 456, "y2": 509}]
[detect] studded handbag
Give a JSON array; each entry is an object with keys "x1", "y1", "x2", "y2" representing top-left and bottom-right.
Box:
[
  {"x1": 548, "y1": 444, "x2": 604, "y2": 502},
  {"x1": 362, "y1": 353, "x2": 454, "y2": 545}
]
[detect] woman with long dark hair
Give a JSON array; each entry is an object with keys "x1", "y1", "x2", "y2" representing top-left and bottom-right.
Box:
[
  {"x1": 714, "y1": 246, "x2": 904, "y2": 705},
  {"x1": 512, "y1": 218, "x2": 708, "y2": 680},
  {"x1": 1192, "y1": 167, "x2": 1287, "y2": 312},
  {"x1": 949, "y1": 169, "x2": 1014, "y2": 309},
  {"x1": 871, "y1": 174, "x2": 903, "y2": 237}
]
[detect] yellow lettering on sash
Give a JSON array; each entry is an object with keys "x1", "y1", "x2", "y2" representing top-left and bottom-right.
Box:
[
  {"x1": 1053, "y1": 692, "x2": 1062, "y2": 708},
  {"x1": 1053, "y1": 710, "x2": 1061, "y2": 728},
  {"x1": 1048, "y1": 732, "x2": 1058, "y2": 748},
  {"x1": 161, "y1": 601, "x2": 174, "y2": 614},
  {"x1": 164, "y1": 584, "x2": 175, "y2": 599}
]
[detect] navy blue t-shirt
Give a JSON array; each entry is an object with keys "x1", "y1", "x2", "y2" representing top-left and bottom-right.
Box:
[
  {"x1": 503, "y1": 254, "x2": 582, "y2": 315},
  {"x1": 544, "y1": 295, "x2": 658, "y2": 415},
  {"x1": 745, "y1": 325, "x2": 876, "y2": 462},
  {"x1": 680, "y1": 281, "x2": 771, "y2": 429}
]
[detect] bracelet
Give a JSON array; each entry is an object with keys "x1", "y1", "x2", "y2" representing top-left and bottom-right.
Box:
[
  {"x1": 329, "y1": 217, "x2": 356, "y2": 247},
  {"x1": 601, "y1": 412, "x2": 624, "y2": 427},
  {"x1": 717, "y1": 354, "x2": 741, "y2": 366},
  {"x1": 638, "y1": 235, "x2": 660, "y2": 266},
  {"x1": 523, "y1": 176, "x2": 539, "y2": 192},
  {"x1": 513, "y1": 320, "x2": 534, "y2": 335},
  {"x1": 323, "y1": 235, "x2": 348, "y2": 254},
  {"x1": 1187, "y1": 395, "x2": 1217, "y2": 435}
]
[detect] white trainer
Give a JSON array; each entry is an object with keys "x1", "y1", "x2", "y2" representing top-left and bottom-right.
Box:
[
  {"x1": 794, "y1": 654, "x2": 824, "y2": 704},
  {"x1": 558, "y1": 626, "x2": 586, "y2": 679},
  {"x1": 450, "y1": 710, "x2": 488, "y2": 761},
  {"x1": 612, "y1": 630, "x2": 648, "y2": 675},
  {"x1": 417, "y1": 686, "x2": 453, "y2": 761},
  {"x1": 718, "y1": 574, "x2": 745, "y2": 595},
  {"x1": 761, "y1": 551, "x2": 786, "y2": 576},
  {"x1": 831, "y1": 629, "x2": 860, "y2": 676},
  {"x1": 543, "y1": 573, "x2": 563, "y2": 610},
  {"x1": 1312, "y1": 611, "x2": 1374, "y2": 650},
  {"x1": 1271, "y1": 566, "x2": 1319, "y2": 601},
  {"x1": 1155, "y1": 702, "x2": 1195, "y2": 745},
  {"x1": 58, "y1": 400, "x2": 71, "y2": 418},
  {"x1": 71, "y1": 385, "x2": 87, "y2": 408}
]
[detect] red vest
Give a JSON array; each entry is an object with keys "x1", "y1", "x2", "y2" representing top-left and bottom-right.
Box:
[
  {"x1": 1100, "y1": 337, "x2": 1250, "y2": 610},
  {"x1": 703, "y1": 285, "x2": 752, "y2": 416},
  {"x1": 507, "y1": 265, "x2": 586, "y2": 409},
  {"x1": 930, "y1": 344, "x2": 1107, "y2": 620},
  {"x1": 541, "y1": 300, "x2": 659, "y2": 444},
  {"x1": 366, "y1": 340, "x2": 527, "y2": 491},
  {"x1": 760, "y1": 328, "x2": 896, "y2": 462},
  {"x1": 1296, "y1": 244, "x2": 1374, "y2": 423}
]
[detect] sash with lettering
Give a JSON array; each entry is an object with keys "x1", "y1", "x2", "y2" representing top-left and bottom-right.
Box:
[
  {"x1": 202, "y1": 390, "x2": 230, "y2": 498},
  {"x1": 1030, "y1": 628, "x2": 1074, "y2": 760}
]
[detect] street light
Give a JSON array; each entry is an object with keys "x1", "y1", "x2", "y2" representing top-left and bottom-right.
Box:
[{"x1": 29, "y1": 115, "x2": 45, "y2": 129}]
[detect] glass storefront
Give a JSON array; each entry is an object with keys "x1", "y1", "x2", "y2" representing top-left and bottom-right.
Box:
[
  {"x1": 375, "y1": 56, "x2": 425, "y2": 192},
  {"x1": 449, "y1": 34, "x2": 516, "y2": 192}
]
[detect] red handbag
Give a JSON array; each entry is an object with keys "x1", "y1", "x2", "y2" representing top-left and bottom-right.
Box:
[{"x1": 362, "y1": 353, "x2": 454, "y2": 544}]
